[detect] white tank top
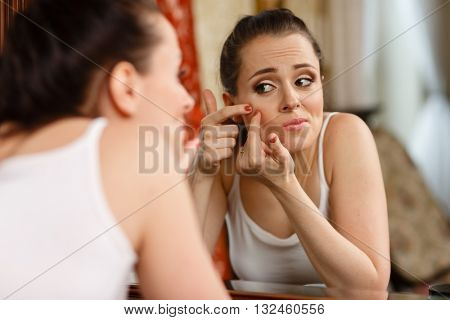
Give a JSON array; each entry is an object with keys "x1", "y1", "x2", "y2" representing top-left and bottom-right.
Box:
[
  {"x1": 225, "y1": 112, "x2": 338, "y2": 285},
  {"x1": 0, "y1": 118, "x2": 136, "y2": 299}
]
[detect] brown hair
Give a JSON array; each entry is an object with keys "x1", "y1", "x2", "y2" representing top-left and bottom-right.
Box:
[{"x1": 220, "y1": 8, "x2": 323, "y2": 96}]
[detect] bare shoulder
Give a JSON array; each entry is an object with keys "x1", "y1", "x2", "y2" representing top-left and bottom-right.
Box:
[
  {"x1": 101, "y1": 121, "x2": 183, "y2": 190},
  {"x1": 322, "y1": 112, "x2": 377, "y2": 184},
  {"x1": 325, "y1": 112, "x2": 372, "y2": 143},
  {"x1": 100, "y1": 122, "x2": 190, "y2": 250}
]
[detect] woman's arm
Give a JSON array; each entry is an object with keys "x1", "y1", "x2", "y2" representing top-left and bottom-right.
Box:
[
  {"x1": 189, "y1": 166, "x2": 229, "y2": 253},
  {"x1": 137, "y1": 172, "x2": 229, "y2": 299},
  {"x1": 189, "y1": 90, "x2": 250, "y2": 251},
  {"x1": 271, "y1": 113, "x2": 390, "y2": 290}
]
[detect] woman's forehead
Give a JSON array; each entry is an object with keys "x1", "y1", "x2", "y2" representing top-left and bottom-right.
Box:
[
  {"x1": 152, "y1": 15, "x2": 182, "y2": 59},
  {"x1": 157, "y1": 15, "x2": 179, "y2": 47},
  {"x1": 239, "y1": 33, "x2": 319, "y2": 72}
]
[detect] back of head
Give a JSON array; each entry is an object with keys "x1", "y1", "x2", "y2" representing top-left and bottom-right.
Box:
[
  {"x1": 0, "y1": 0, "x2": 160, "y2": 133},
  {"x1": 220, "y1": 8, "x2": 323, "y2": 96}
]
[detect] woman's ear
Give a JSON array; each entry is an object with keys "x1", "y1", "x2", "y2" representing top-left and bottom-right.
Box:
[
  {"x1": 222, "y1": 92, "x2": 243, "y2": 123},
  {"x1": 108, "y1": 61, "x2": 140, "y2": 117}
]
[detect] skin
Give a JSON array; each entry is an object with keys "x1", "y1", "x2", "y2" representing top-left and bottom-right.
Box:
[
  {"x1": 192, "y1": 33, "x2": 390, "y2": 290},
  {"x1": 0, "y1": 14, "x2": 228, "y2": 299}
]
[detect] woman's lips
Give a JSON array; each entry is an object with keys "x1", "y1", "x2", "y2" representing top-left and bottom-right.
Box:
[{"x1": 282, "y1": 118, "x2": 309, "y2": 131}]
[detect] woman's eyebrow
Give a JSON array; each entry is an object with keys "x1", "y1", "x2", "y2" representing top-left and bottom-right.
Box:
[
  {"x1": 293, "y1": 63, "x2": 316, "y2": 70},
  {"x1": 248, "y1": 63, "x2": 317, "y2": 80},
  {"x1": 248, "y1": 67, "x2": 277, "y2": 80}
]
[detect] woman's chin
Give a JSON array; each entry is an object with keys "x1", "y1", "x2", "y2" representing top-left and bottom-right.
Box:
[
  {"x1": 263, "y1": 127, "x2": 312, "y2": 153},
  {"x1": 281, "y1": 133, "x2": 311, "y2": 153}
]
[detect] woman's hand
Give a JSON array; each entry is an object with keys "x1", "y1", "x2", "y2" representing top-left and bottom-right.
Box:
[
  {"x1": 195, "y1": 89, "x2": 252, "y2": 174},
  {"x1": 236, "y1": 112, "x2": 295, "y2": 186}
]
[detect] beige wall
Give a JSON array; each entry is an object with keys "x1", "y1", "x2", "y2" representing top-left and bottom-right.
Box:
[
  {"x1": 283, "y1": 0, "x2": 329, "y2": 64},
  {"x1": 192, "y1": 0, "x2": 255, "y2": 109}
]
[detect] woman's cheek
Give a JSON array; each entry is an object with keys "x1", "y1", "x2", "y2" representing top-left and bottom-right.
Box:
[{"x1": 303, "y1": 90, "x2": 324, "y2": 113}]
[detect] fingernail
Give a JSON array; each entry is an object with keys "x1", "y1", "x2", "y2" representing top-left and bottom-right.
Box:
[
  {"x1": 245, "y1": 105, "x2": 252, "y2": 112},
  {"x1": 270, "y1": 136, "x2": 277, "y2": 143}
]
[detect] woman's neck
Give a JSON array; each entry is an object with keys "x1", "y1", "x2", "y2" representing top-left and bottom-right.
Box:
[{"x1": 292, "y1": 138, "x2": 318, "y2": 188}]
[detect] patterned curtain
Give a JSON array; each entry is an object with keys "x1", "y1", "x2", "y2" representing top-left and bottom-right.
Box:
[{"x1": 157, "y1": 0, "x2": 203, "y2": 134}]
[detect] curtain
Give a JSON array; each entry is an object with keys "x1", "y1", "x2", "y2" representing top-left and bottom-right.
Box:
[
  {"x1": 324, "y1": 0, "x2": 380, "y2": 112},
  {"x1": 407, "y1": 0, "x2": 450, "y2": 218},
  {"x1": 157, "y1": 0, "x2": 203, "y2": 133},
  {"x1": 375, "y1": 0, "x2": 449, "y2": 217}
]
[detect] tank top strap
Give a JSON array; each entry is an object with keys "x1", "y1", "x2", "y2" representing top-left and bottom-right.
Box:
[
  {"x1": 317, "y1": 112, "x2": 339, "y2": 215},
  {"x1": 82, "y1": 117, "x2": 136, "y2": 262},
  {"x1": 83, "y1": 117, "x2": 107, "y2": 145},
  {"x1": 318, "y1": 112, "x2": 338, "y2": 186},
  {"x1": 77, "y1": 117, "x2": 107, "y2": 161}
]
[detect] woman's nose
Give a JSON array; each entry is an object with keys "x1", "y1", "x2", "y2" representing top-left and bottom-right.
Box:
[{"x1": 280, "y1": 85, "x2": 301, "y2": 112}]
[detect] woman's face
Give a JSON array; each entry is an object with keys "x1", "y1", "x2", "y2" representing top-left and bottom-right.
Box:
[
  {"x1": 137, "y1": 15, "x2": 194, "y2": 129},
  {"x1": 233, "y1": 33, "x2": 323, "y2": 152}
]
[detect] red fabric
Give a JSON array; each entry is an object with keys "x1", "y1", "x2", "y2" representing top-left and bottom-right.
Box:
[
  {"x1": 212, "y1": 226, "x2": 233, "y2": 280},
  {"x1": 157, "y1": 0, "x2": 204, "y2": 135}
]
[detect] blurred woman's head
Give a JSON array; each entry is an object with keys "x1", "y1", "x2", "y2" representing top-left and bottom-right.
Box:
[
  {"x1": 0, "y1": 0, "x2": 193, "y2": 134},
  {"x1": 220, "y1": 9, "x2": 324, "y2": 152}
]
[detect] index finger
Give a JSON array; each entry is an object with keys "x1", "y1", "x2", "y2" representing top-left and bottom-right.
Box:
[
  {"x1": 202, "y1": 103, "x2": 252, "y2": 126},
  {"x1": 247, "y1": 111, "x2": 262, "y2": 156},
  {"x1": 202, "y1": 89, "x2": 217, "y2": 115}
]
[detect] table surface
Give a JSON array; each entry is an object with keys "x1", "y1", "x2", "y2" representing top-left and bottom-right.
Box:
[
  {"x1": 128, "y1": 280, "x2": 433, "y2": 300},
  {"x1": 224, "y1": 280, "x2": 430, "y2": 300}
]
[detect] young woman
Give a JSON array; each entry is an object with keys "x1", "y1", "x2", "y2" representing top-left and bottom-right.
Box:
[
  {"x1": 0, "y1": 0, "x2": 228, "y2": 299},
  {"x1": 191, "y1": 9, "x2": 390, "y2": 290}
]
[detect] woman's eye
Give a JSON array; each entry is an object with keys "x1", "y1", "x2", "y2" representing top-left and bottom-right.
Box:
[
  {"x1": 295, "y1": 78, "x2": 312, "y2": 87},
  {"x1": 254, "y1": 83, "x2": 274, "y2": 94}
]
